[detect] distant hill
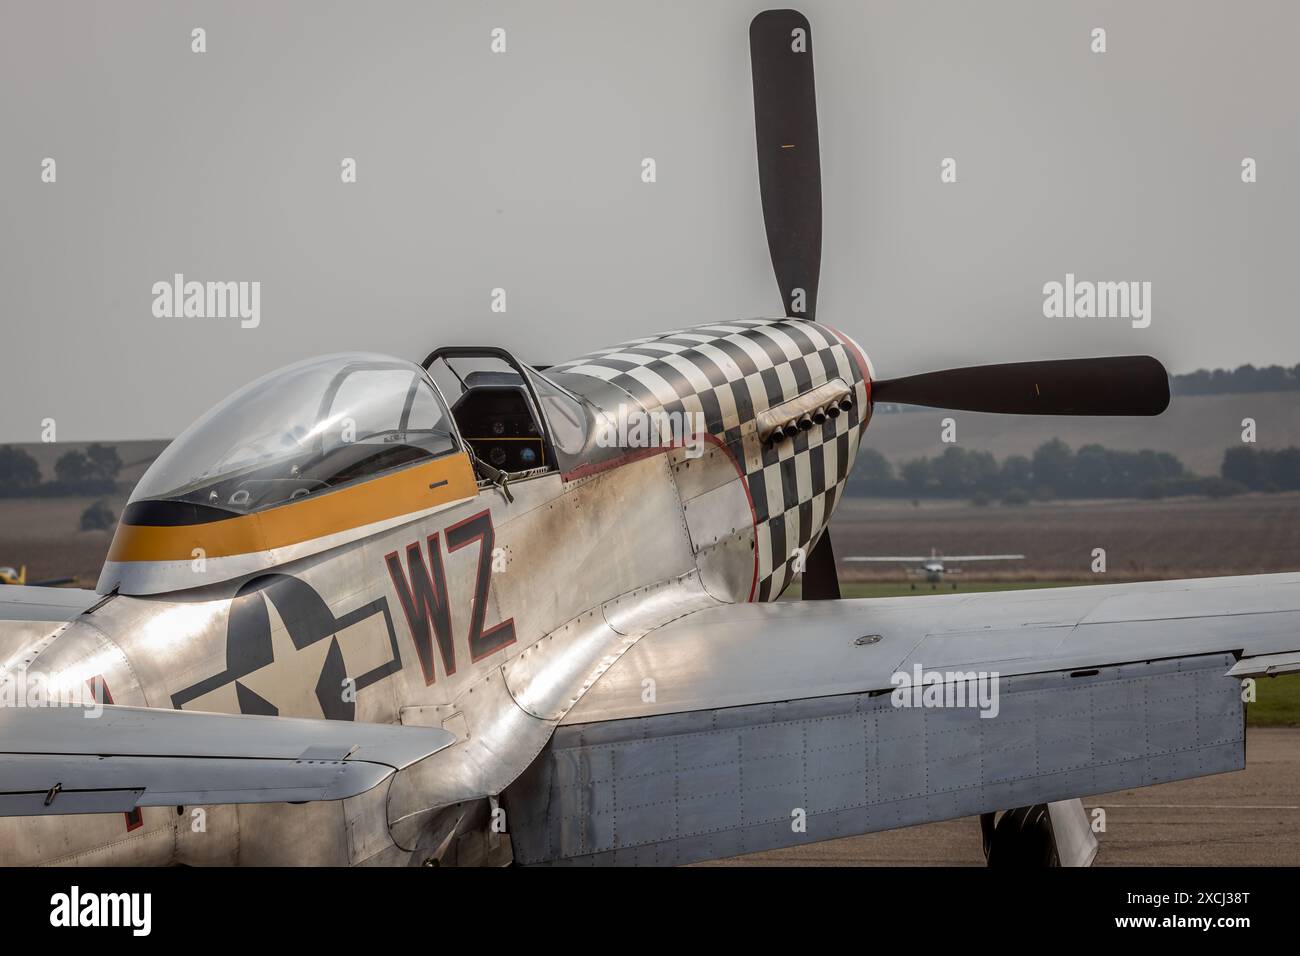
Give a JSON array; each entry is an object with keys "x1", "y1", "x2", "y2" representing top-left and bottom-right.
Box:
[
  {"x1": 865, "y1": 391, "x2": 1300, "y2": 477},
  {"x1": 1171, "y1": 364, "x2": 1300, "y2": 395}
]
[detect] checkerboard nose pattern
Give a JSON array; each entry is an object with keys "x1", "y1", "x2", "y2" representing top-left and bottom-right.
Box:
[{"x1": 549, "y1": 317, "x2": 871, "y2": 600}]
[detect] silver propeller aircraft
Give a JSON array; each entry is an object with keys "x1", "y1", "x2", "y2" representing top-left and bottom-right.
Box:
[
  {"x1": 3, "y1": 10, "x2": 1299, "y2": 868},
  {"x1": 847, "y1": 549, "x2": 1026, "y2": 587}
]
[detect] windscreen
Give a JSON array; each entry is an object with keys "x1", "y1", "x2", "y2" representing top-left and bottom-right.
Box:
[{"x1": 130, "y1": 353, "x2": 457, "y2": 515}]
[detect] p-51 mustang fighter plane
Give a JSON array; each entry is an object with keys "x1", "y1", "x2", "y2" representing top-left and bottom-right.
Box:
[{"x1": 3, "y1": 10, "x2": 1299, "y2": 868}]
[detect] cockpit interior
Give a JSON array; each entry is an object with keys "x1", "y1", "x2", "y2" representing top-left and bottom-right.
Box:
[
  {"x1": 447, "y1": 370, "x2": 549, "y2": 473},
  {"x1": 423, "y1": 347, "x2": 586, "y2": 478}
]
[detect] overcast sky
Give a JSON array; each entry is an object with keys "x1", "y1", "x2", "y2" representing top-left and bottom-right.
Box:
[{"x1": 2, "y1": 0, "x2": 1297, "y2": 441}]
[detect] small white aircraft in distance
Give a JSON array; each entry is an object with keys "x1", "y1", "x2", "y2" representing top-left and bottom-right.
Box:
[{"x1": 847, "y1": 549, "x2": 1026, "y2": 587}]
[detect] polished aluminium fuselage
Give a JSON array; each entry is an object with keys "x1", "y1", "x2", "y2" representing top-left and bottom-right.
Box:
[{"x1": 1, "y1": 318, "x2": 870, "y2": 865}]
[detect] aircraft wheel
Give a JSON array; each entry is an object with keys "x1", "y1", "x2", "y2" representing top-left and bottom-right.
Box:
[{"x1": 986, "y1": 804, "x2": 1060, "y2": 868}]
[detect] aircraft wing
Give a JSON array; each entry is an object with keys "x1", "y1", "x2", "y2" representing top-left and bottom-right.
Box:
[
  {"x1": 941, "y1": 554, "x2": 1025, "y2": 562},
  {"x1": 505, "y1": 572, "x2": 1300, "y2": 865},
  {"x1": 0, "y1": 703, "x2": 457, "y2": 816}
]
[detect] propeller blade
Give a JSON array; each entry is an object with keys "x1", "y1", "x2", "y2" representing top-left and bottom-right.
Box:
[
  {"x1": 750, "y1": 9, "x2": 822, "y2": 321},
  {"x1": 871, "y1": 355, "x2": 1170, "y2": 416},
  {"x1": 801, "y1": 528, "x2": 841, "y2": 600}
]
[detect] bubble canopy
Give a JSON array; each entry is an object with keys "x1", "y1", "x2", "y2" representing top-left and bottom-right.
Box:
[{"x1": 128, "y1": 353, "x2": 459, "y2": 519}]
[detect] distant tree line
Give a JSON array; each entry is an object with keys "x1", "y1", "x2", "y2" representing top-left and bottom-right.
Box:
[
  {"x1": 1170, "y1": 363, "x2": 1300, "y2": 395},
  {"x1": 1221, "y1": 446, "x2": 1300, "y2": 492},
  {"x1": 847, "y1": 440, "x2": 1258, "y2": 502},
  {"x1": 0, "y1": 444, "x2": 122, "y2": 497}
]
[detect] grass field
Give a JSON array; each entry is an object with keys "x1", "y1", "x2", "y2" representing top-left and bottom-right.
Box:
[
  {"x1": 833, "y1": 491, "x2": 1300, "y2": 581},
  {"x1": 0, "y1": 494, "x2": 129, "y2": 585},
  {"x1": 1248, "y1": 678, "x2": 1300, "y2": 727},
  {"x1": 788, "y1": 577, "x2": 1300, "y2": 728}
]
